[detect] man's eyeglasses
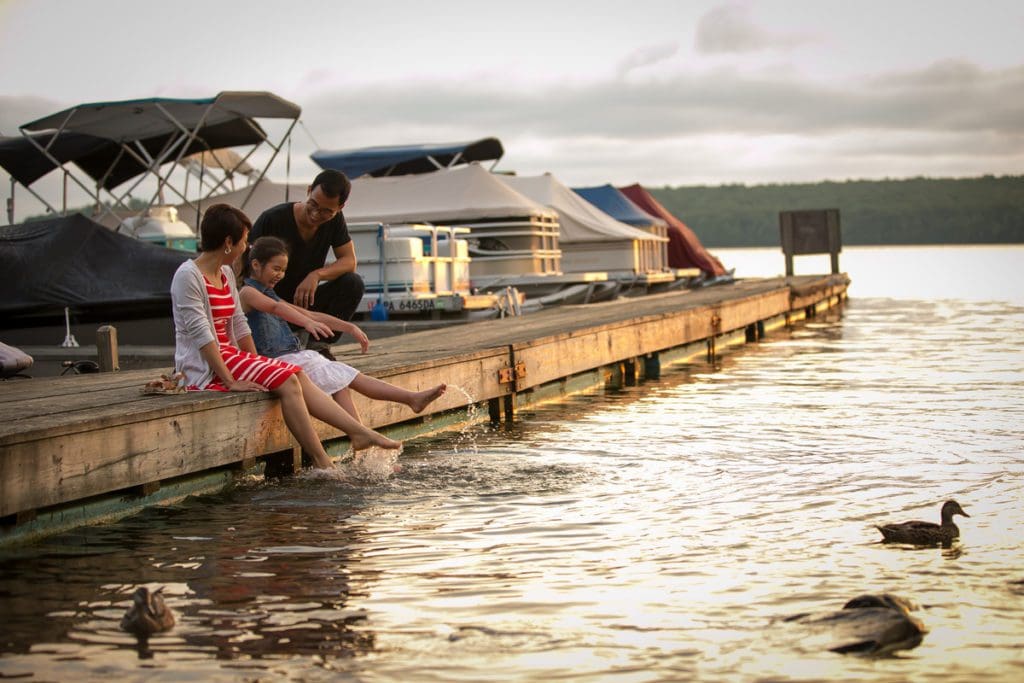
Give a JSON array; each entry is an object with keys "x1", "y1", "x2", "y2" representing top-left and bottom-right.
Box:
[{"x1": 306, "y1": 196, "x2": 342, "y2": 218}]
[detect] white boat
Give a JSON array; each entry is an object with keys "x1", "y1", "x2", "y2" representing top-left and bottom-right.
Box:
[
  {"x1": 343, "y1": 163, "x2": 611, "y2": 299},
  {"x1": 500, "y1": 173, "x2": 675, "y2": 290}
]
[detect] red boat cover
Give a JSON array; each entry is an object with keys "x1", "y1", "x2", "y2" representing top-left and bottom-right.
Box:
[{"x1": 619, "y1": 184, "x2": 726, "y2": 276}]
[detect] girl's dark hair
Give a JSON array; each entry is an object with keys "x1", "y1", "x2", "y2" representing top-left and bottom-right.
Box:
[
  {"x1": 241, "y1": 235, "x2": 290, "y2": 278},
  {"x1": 199, "y1": 204, "x2": 251, "y2": 251}
]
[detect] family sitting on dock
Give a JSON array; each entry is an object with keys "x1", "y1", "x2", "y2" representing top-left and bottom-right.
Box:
[{"x1": 170, "y1": 203, "x2": 446, "y2": 469}]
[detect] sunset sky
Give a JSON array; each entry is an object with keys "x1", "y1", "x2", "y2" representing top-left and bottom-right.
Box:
[{"x1": 1, "y1": 0, "x2": 1021, "y2": 219}]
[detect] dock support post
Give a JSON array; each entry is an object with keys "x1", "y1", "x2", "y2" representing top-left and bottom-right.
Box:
[
  {"x1": 644, "y1": 353, "x2": 661, "y2": 380},
  {"x1": 488, "y1": 397, "x2": 502, "y2": 424},
  {"x1": 264, "y1": 446, "x2": 302, "y2": 478},
  {"x1": 96, "y1": 325, "x2": 119, "y2": 372},
  {"x1": 623, "y1": 358, "x2": 637, "y2": 386}
]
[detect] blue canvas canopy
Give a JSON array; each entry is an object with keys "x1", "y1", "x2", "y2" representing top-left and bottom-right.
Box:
[
  {"x1": 311, "y1": 137, "x2": 503, "y2": 178},
  {"x1": 572, "y1": 184, "x2": 667, "y2": 228}
]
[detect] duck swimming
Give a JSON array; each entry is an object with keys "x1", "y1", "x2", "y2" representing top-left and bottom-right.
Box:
[
  {"x1": 782, "y1": 593, "x2": 928, "y2": 656},
  {"x1": 120, "y1": 586, "x2": 175, "y2": 636},
  {"x1": 876, "y1": 500, "x2": 969, "y2": 545}
]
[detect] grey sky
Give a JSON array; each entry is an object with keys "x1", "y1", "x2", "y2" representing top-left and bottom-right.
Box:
[{"x1": 1, "y1": 0, "x2": 1022, "y2": 219}]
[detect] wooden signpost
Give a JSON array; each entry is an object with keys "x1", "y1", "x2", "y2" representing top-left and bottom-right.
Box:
[{"x1": 779, "y1": 209, "x2": 841, "y2": 276}]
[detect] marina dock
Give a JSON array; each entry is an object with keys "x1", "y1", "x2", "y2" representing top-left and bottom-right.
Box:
[{"x1": 0, "y1": 274, "x2": 848, "y2": 546}]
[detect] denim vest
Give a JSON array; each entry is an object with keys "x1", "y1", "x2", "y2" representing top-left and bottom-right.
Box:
[{"x1": 244, "y1": 278, "x2": 302, "y2": 357}]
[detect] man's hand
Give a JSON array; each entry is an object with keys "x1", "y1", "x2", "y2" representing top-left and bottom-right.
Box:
[{"x1": 293, "y1": 272, "x2": 321, "y2": 308}]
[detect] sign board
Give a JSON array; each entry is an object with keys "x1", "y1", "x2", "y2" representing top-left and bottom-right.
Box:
[{"x1": 779, "y1": 209, "x2": 841, "y2": 276}]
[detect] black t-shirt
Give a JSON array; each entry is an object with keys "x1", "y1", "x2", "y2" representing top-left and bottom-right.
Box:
[{"x1": 250, "y1": 202, "x2": 351, "y2": 304}]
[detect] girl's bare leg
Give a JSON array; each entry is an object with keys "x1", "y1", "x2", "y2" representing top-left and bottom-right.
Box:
[
  {"x1": 349, "y1": 374, "x2": 447, "y2": 413},
  {"x1": 272, "y1": 375, "x2": 333, "y2": 469},
  {"x1": 297, "y1": 372, "x2": 400, "y2": 451},
  {"x1": 333, "y1": 387, "x2": 361, "y2": 424}
]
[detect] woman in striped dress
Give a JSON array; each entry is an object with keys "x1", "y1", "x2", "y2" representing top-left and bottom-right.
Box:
[{"x1": 170, "y1": 204, "x2": 399, "y2": 468}]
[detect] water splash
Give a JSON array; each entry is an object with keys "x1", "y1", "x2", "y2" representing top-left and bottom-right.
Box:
[
  {"x1": 299, "y1": 446, "x2": 403, "y2": 484},
  {"x1": 446, "y1": 383, "x2": 481, "y2": 454}
]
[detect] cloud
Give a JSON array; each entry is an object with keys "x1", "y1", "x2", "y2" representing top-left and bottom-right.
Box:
[
  {"x1": 3, "y1": 58, "x2": 1021, "y2": 208},
  {"x1": 284, "y1": 58, "x2": 1024, "y2": 185},
  {"x1": 695, "y1": 4, "x2": 814, "y2": 54},
  {"x1": 299, "y1": 60, "x2": 1024, "y2": 144},
  {"x1": 616, "y1": 42, "x2": 680, "y2": 77}
]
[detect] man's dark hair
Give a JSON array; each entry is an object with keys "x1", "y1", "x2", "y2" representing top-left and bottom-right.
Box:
[
  {"x1": 311, "y1": 169, "x2": 352, "y2": 203},
  {"x1": 199, "y1": 203, "x2": 251, "y2": 252}
]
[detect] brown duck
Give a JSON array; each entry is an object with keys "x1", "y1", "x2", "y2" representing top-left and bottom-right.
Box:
[
  {"x1": 120, "y1": 586, "x2": 175, "y2": 636},
  {"x1": 783, "y1": 593, "x2": 928, "y2": 656},
  {"x1": 876, "y1": 500, "x2": 969, "y2": 545}
]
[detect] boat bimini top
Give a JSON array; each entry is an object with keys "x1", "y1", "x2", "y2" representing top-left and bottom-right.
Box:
[
  {"x1": 0, "y1": 91, "x2": 301, "y2": 225},
  {"x1": 311, "y1": 137, "x2": 503, "y2": 179}
]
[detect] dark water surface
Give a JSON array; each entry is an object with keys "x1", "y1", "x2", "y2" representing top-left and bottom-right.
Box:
[{"x1": 1, "y1": 246, "x2": 1023, "y2": 681}]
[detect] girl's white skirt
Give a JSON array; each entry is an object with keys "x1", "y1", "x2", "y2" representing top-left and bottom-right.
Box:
[{"x1": 277, "y1": 350, "x2": 358, "y2": 395}]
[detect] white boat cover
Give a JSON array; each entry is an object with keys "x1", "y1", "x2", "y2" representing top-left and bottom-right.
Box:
[
  {"x1": 174, "y1": 179, "x2": 305, "y2": 228},
  {"x1": 500, "y1": 174, "x2": 666, "y2": 245},
  {"x1": 345, "y1": 163, "x2": 556, "y2": 224}
]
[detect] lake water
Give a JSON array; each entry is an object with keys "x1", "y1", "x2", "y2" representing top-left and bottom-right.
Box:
[{"x1": 1, "y1": 245, "x2": 1023, "y2": 682}]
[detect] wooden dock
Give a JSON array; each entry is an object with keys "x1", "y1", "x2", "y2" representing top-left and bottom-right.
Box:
[{"x1": 0, "y1": 274, "x2": 848, "y2": 545}]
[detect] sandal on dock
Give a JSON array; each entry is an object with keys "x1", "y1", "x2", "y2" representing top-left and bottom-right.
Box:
[{"x1": 141, "y1": 372, "x2": 187, "y2": 395}]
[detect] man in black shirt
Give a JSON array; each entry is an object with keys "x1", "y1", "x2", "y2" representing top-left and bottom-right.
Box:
[{"x1": 250, "y1": 170, "x2": 365, "y2": 345}]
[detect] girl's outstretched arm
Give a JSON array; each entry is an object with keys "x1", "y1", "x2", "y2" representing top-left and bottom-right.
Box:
[
  {"x1": 239, "y1": 285, "x2": 333, "y2": 340},
  {"x1": 286, "y1": 302, "x2": 370, "y2": 353}
]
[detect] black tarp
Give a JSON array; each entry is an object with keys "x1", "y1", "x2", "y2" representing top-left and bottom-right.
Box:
[{"x1": 0, "y1": 215, "x2": 190, "y2": 321}]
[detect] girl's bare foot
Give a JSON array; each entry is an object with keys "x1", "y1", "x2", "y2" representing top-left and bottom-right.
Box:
[
  {"x1": 408, "y1": 384, "x2": 447, "y2": 413},
  {"x1": 351, "y1": 428, "x2": 401, "y2": 451}
]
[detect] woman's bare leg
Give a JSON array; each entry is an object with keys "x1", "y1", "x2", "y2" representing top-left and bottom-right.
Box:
[
  {"x1": 271, "y1": 375, "x2": 333, "y2": 469},
  {"x1": 349, "y1": 374, "x2": 447, "y2": 413},
  {"x1": 297, "y1": 372, "x2": 400, "y2": 451}
]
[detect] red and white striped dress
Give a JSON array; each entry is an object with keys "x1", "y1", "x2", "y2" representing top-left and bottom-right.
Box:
[{"x1": 202, "y1": 273, "x2": 300, "y2": 391}]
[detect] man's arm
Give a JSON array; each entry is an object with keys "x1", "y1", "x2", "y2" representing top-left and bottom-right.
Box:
[{"x1": 294, "y1": 241, "x2": 357, "y2": 307}]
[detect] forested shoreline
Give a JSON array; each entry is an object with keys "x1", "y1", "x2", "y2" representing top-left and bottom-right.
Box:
[{"x1": 650, "y1": 175, "x2": 1024, "y2": 247}]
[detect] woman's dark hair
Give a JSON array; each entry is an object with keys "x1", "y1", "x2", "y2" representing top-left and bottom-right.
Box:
[
  {"x1": 242, "y1": 236, "x2": 290, "y2": 278},
  {"x1": 311, "y1": 169, "x2": 351, "y2": 203},
  {"x1": 199, "y1": 204, "x2": 251, "y2": 252}
]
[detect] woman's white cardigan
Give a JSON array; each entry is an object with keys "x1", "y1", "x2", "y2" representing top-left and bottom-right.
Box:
[{"x1": 170, "y1": 260, "x2": 251, "y2": 389}]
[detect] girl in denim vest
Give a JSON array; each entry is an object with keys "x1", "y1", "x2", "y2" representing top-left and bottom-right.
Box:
[{"x1": 239, "y1": 236, "x2": 446, "y2": 423}]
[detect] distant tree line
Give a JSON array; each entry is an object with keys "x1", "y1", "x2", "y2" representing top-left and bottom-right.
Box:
[{"x1": 650, "y1": 175, "x2": 1024, "y2": 247}]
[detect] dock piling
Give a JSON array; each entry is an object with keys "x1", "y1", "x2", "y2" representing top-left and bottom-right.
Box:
[{"x1": 96, "y1": 325, "x2": 120, "y2": 372}]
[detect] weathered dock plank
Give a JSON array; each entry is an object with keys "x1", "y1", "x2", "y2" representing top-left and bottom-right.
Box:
[{"x1": 0, "y1": 274, "x2": 848, "y2": 535}]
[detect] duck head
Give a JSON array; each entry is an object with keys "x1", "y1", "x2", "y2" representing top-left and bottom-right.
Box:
[
  {"x1": 843, "y1": 593, "x2": 918, "y2": 614},
  {"x1": 941, "y1": 500, "x2": 969, "y2": 524},
  {"x1": 120, "y1": 586, "x2": 175, "y2": 636}
]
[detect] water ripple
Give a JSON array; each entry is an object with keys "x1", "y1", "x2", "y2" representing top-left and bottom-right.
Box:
[{"x1": 1, "y1": 295, "x2": 1023, "y2": 681}]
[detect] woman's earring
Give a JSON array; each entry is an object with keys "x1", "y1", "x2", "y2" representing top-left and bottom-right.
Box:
[{"x1": 224, "y1": 246, "x2": 232, "y2": 254}]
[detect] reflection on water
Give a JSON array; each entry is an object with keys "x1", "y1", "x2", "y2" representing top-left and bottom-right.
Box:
[{"x1": 2, "y1": 249, "x2": 1024, "y2": 681}]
